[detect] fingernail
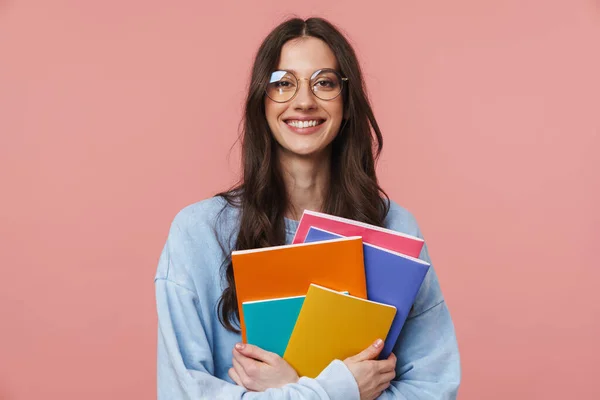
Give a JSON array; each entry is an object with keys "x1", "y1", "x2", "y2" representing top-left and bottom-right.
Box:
[
  {"x1": 374, "y1": 339, "x2": 383, "y2": 348},
  {"x1": 235, "y1": 343, "x2": 245, "y2": 350}
]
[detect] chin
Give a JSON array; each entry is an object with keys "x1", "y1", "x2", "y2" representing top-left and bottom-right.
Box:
[
  {"x1": 277, "y1": 140, "x2": 331, "y2": 159},
  {"x1": 272, "y1": 125, "x2": 338, "y2": 159}
]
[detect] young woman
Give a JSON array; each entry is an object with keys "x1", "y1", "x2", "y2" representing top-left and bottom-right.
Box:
[{"x1": 155, "y1": 17, "x2": 461, "y2": 400}]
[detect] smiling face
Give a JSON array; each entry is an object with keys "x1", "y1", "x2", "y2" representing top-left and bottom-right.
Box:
[{"x1": 265, "y1": 37, "x2": 344, "y2": 160}]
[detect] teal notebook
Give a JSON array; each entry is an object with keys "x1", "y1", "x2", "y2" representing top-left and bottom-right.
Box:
[{"x1": 242, "y1": 291, "x2": 349, "y2": 357}]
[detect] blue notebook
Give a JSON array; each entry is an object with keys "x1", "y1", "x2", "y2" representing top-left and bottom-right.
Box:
[
  {"x1": 304, "y1": 226, "x2": 430, "y2": 358},
  {"x1": 242, "y1": 295, "x2": 305, "y2": 357},
  {"x1": 242, "y1": 290, "x2": 349, "y2": 357}
]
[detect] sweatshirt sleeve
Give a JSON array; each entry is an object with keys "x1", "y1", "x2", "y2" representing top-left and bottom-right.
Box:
[
  {"x1": 376, "y1": 236, "x2": 461, "y2": 400},
  {"x1": 154, "y1": 214, "x2": 360, "y2": 400}
]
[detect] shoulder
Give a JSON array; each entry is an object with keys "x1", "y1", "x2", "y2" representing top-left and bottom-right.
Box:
[
  {"x1": 171, "y1": 195, "x2": 239, "y2": 238},
  {"x1": 155, "y1": 195, "x2": 240, "y2": 284},
  {"x1": 383, "y1": 198, "x2": 423, "y2": 239}
]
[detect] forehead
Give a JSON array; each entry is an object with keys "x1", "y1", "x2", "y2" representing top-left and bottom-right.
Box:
[{"x1": 277, "y1": 37, "x2": 339, "y2": 76}]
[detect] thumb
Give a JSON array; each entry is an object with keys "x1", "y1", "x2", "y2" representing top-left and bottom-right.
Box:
[
  {"x1": 234, "y1": 342, "x2": 277, "y2": 364},
  {"x1": 347, "y1": 339, "x2": 384, "y2": 363}
]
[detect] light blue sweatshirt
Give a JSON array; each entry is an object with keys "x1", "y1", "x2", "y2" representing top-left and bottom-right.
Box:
[{"x1": 154, "y1": 196, "x2": 461, "y2": 399}]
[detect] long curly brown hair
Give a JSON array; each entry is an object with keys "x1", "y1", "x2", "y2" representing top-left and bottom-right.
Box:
[{"x1": 215, "y1": 17, "x2": 390, "y2": 333}]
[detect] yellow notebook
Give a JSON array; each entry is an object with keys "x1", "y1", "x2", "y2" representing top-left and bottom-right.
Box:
[{"x1": 283, "y1": 284, "x2": 396, "y2": 378}]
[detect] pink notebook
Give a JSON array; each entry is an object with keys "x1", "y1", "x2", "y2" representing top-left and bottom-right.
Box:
[{"x1": 291, "y1": 209, "x2": 424, "y2": 258}]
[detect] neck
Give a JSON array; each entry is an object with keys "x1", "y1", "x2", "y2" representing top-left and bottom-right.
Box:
[{"x1": 278, "y1": 149, "x2": 332, "y2": 221}]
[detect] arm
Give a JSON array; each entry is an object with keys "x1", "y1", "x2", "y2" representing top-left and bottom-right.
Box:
[
  {"x1": 376, "y1": 239, "x2": 461, "y2": 400},
  {"x1": 155, "y1": 217, "x2": 360, "y2": 400},
  {"x1": 230, "y1": 338, "x2": 397, "y2": 400}
]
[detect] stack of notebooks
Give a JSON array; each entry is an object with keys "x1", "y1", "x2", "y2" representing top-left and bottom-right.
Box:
[{"x1": 231, "y1": 210, "x2": 431, "y2": 378}]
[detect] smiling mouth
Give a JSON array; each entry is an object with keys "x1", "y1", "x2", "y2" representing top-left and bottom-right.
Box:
[{"x1": 284, "y1": 119, "x2": 326, "y2": 128}]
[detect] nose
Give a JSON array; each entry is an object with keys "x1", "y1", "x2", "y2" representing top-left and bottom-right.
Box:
[{"x1": 291, "y1": 78, "x2": 318, "y2": 111}]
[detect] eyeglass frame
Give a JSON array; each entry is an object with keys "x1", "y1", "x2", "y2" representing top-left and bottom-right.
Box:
[{"x1": 264, "y1": 68, "x2": 349, "y2": 103}]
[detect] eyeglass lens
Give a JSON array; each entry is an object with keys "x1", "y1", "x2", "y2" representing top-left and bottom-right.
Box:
[{"x1": 266, "y1": 69, "x2": 344, "y2": 102}]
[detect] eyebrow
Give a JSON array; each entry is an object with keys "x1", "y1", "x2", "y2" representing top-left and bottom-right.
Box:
[{"x1": 277, "y1": 68, "x2": 339, "y2": 75}]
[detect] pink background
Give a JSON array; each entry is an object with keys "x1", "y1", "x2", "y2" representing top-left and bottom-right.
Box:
[{"x1": 1, "y1": 0, "x2": 599, "y2": 399}]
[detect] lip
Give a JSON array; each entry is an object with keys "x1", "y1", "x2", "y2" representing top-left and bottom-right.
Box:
[
  {"x1": 282, "y1": 117, "x2": 326, "y2": 135},
  {"x1": 281, "y1": 116, "x2": 327, "y2": 135},
  {"x1": 284, "y1": 116, "x2": 326, "y2": 121}
]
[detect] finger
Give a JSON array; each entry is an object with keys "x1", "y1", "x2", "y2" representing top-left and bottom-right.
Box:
[
  {"x1": 228, "y1": 367, "x2": 243, "y2": 387},
  {"x1": 346, "y1": 339, "x2": 384, "y2": 362},
  {"x1": 234, "y1": 348, "x2": 267, "y2": 384},
  {"x1": 374, "y1": 373, "x2": 394, "y2": 396},
  {"x1": 376, "y1": 379, "x2": 392, "y2": 392},
  {"x1": 232, "y1": 358, "x2": 255, "y2": 390},
  {"x1": 378, "y1": 353, "x2": 397, "y2": 373},
  {"x1": 380, "y1": 370, "x2": 396, "y2": 383},
  {"x1": 232, "y1": 357, "x2": 248, "y2": 378},
  {"x1": 232, "y1": 348, "x2": 256, "y2": 374},
  {"x1": 234, "y1": 342, "x2": 278, "y2": 365}
]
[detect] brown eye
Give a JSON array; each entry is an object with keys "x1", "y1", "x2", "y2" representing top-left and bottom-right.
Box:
[{"x1": 315, "y1": 79, "x2": 336, "y2": 89}]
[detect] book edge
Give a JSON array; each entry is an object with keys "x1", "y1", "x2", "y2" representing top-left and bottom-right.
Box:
[
  {"x1": 231, "y1": 235, "x2": 362, "y2": 255},
  {"x1": 306, "y1": 227, "x2": 430, "y2": 266},
  {"x1": 308, "y1": 283, "x2": 397, "y2": 311},
  {"x1": 302, "y1": 209, "x2": 425, "y2": 242},
  {"x1": 242, "y1": 294, "x2": 307, "y2": 305}
]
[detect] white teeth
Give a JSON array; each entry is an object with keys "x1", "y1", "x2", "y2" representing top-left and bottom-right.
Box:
[{"x1": 286, "y1": 120, "x2": 322, "y2": 128}]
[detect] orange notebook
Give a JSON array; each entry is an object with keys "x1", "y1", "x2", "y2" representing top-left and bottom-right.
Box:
[{"x1": 232, "y1": 236, "x2": 367, "y2": 342}]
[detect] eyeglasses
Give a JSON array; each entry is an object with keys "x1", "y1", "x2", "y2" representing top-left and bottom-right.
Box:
[{"x1": 265, "y1": 68, "x2": 348, "y2": 103}]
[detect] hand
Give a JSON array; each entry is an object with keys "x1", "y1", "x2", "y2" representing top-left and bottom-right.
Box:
[
  {"x1": 228, "y1": 343, "x2": 299, "y2": 391},
  {"x1": 343, "y1": 339, "x2": 397, "y2": 400}
]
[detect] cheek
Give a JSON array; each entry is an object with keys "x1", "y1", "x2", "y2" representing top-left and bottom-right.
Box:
[
  {"x1": 331, "y1": 103, "x2": 345, "y2": 138},
  {"x1": 328, "y1": 100, "x2": 344, "y2": 121},
  {"x1": 325, "y1": 101, "x2": 344, "y2": 131},
  {"x1": 265, "y1": 101, "x2": 287, "y2": 130}
]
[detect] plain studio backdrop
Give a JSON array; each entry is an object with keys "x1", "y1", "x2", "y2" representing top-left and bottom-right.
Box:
[{"x1": 0, "y1": 0, "x2": 598, "y2": 399}]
